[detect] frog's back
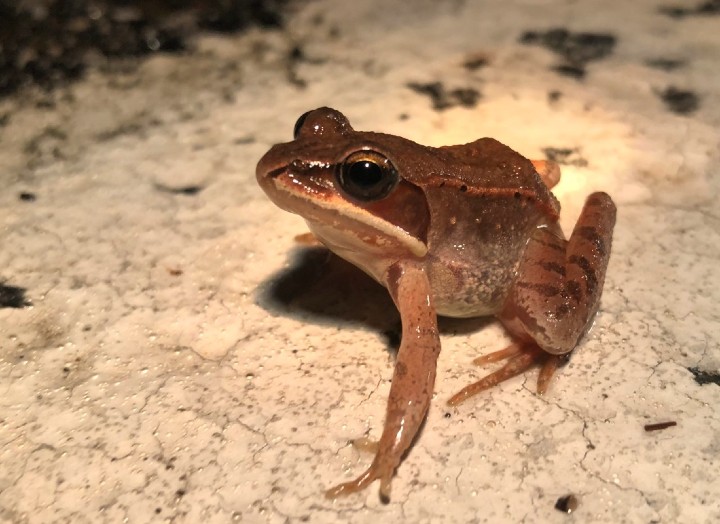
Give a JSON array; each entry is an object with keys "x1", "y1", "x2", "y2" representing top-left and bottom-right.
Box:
[
  {"x1": 420, "y1": 138, "x2": 561, "y2": 318},
  {"x1": 436, "y1": 138, "x2": 559, "y2": 214}
]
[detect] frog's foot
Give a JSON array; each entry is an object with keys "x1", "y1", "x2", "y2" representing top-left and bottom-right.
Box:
[
  {"x1": 447, "y1": 342, "x2": 565, "y2": 406},
  {"x1": 325, "y1": 459, "x2": 394, "y2": 502}
]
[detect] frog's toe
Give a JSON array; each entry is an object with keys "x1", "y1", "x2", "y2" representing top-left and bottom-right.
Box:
[{"x1": 448, "y1": 343, "x2": 556, "y2": 405}]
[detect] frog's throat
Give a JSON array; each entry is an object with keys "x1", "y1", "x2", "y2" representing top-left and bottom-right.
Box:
[{"x1": 274, "y1": 180, "x2": 428, "y2": 258}]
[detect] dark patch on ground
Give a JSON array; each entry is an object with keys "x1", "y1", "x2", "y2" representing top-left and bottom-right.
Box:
[
  {"x1": 284, "y1": 43, "x2": 327, "y2": 89},
  {"x1": 520, "y1": 28, "x2": 616, "y2": 79},
  {"x1": 659, "y1": 86, "x2": 699, "y2": 114},
  {"x1": 547, "y1": 90, "x2": 563, "y2": 103},
  {"x1": 687, "y1": 366, "x2": 720, "y2": 386},
  {"x1": 552, "y1": 63, "x2": 586, "y2": 79},
  {"x1": 645, "y1": 58, "x2": 686, "y2": 71},
  {"x1": 154, "y1": 183, "x2": 204, "y2": 195},
  {"x1": 462, "y1": 54, "x2": 489, "y2": 71},
  {"x1": 659, "y1": 0, "x2": 720, "y2": 18},
  {"x1": 0, "y1": 0, "x2": 290, "y2": 99},
  {"x1": 0, "y1": 283, "x2": 31, "y2": 308},
  {"x1": 406, "y1": 81, "x2": 481, "y2": 111},
  {"x1": 542, "y1": 147, "x2": 588, "y2": 167},
  {"x1": 18, "y1": 191, "x2": 37, "y2": 201}
]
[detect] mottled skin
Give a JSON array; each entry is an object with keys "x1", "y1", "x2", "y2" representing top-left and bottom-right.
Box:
[{"x1": 256, "y1": 108, "x2": 616, "y2": 501}]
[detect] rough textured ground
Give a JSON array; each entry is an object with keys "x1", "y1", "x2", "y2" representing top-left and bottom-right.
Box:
[{"x1": 1, "y1": 0, "x2": 719, "y2": 523}]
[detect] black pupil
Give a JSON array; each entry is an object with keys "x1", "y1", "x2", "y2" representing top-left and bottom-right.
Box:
[{"x1": 348, "y1": 161, "x2": 383, "y2": 187}]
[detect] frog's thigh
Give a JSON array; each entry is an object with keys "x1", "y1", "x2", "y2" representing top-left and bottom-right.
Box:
[{"x1": 500, "y1": 192, "x2": 616, "y2": 354}]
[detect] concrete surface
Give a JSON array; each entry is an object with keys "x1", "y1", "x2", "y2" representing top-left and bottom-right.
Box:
[{"x1": 1, "y1": 0, "x2": 719, "y2": 522}]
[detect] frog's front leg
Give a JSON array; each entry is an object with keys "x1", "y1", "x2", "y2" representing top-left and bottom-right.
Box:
[
  {"x1": 325, "y1": 261, "x2": 440, "y2": 502},
  {"x1": 450, "y1": 192, "x2": 616, "y2": 404}
]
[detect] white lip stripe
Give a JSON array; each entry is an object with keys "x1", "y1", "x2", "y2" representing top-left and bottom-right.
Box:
[{"x1": 275, "y1": 181, "x2": 428, "y2": 257}]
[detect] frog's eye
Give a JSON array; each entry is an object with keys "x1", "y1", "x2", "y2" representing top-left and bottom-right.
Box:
[
  {"x1": 293, "y1": 111, "x2": 312, "y2": 139},
  {"x1": 337, "y1": 151, "x2": 399, "y2": 201}
]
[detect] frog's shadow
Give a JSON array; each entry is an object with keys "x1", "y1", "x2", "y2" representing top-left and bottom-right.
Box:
[{"x1": 257, "y1": 246, "x2": 494, "y2": 351}]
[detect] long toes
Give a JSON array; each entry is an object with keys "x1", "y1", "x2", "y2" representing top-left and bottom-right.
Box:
[
  {"x1": 448, "y1": 351, "x2": 540, "y2": 406},
  {"x1": 472, "y1": 342, "x2": 522, "y2": 365},
  {"x1": 536, "y1": 354, "x2": 566, "y2": 395}
]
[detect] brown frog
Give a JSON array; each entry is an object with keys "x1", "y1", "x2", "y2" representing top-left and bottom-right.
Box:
[{"x1": 256, "y1": 107, "x2": 616, "y2": 501}]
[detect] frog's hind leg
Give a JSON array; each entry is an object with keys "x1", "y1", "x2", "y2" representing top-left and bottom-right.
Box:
[
  {"x1": 447, "y1": 342, "x2": 562, "y2": 406},
  {"x1": 448, "y1": 192, "x2": 615, "y2": 406}
]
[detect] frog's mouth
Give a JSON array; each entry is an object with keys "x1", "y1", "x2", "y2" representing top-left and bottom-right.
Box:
[{"x1": 262, "y1": 165, "x2": 428, "y2": 258}]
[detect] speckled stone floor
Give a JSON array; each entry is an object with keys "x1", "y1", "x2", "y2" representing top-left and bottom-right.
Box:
[{"x1": 1, "y1": 1, "x2": 719, "y2": 523}]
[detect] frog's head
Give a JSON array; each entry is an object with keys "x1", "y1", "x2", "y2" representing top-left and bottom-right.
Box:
[{"x1": 256, "y1": 108, "x2": 430, "y2": 263}]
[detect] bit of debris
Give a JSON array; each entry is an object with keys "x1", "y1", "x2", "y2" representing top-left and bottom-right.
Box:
[
  {"x1": 554, "y1": 494, "x2": 579, "y2": 513},
  {"x1": 644, "y1": 421, "x2": 677, "y2": 432}
]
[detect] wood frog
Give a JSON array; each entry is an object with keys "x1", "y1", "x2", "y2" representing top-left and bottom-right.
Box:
[{"x1": 256, "y1": 108, "x2": 616, "y2": 501}]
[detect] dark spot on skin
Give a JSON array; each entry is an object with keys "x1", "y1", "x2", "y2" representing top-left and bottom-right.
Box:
[
  {"x1": 578, "y1": 226, "x2": 606, "y2": 257},
  {"x1": 568, "y1": 255, "x2": 598, "y2": 295},
  {"x1": 0, "y1": 284, "x2": 31, "y2": 308},
  {"x1": 645, "y1": 58, "x2": 686, "y2": 71},
  {"x1": 395, "y1": 361, "x2": 408, "y2": 377},
  {"x1": 542, "y1": 147, "x2": 588, "y2": 168},
  {"x1": 554, "y1": 303, "x2": 571, "y2": 319},
  {"x1": 687, "y1": 367, "x2": 720, "y2": 386},
  {"x1": 406, "y1": 82, "x2": 481, "y2": 111},
  {"x1": 154, "y1": 184, "x2": 204, "y2": 195},
  {"x1": 566, "y1": 280, "x2": 582, "y2": 303},
  {"x1": 460, "y1": 185, "x2": 468, "y2": 192},
  {"x1": 444, "y1": 412, "x2": 452, "y2": 418},
  {"x1": 398, "y1": 113, "x2": 409, "y2": 120},
  {"x1": 533, "y1": 237, "x2": 565, "y2": 252},
  {"x1": 19, "y1": 191, "x2": 36, "y2": 202},
  {"x1": 514, "y1": 192, "x2": 521, "y2": 199},
  {"x1": 539, "y1": 261, "x2": 566, "y2": 276},
  {"x1": 439, "y1": 181, "x2": 446, "y2": 188},
  {"x1": 520, "y1": 28, "x2": 616, "y2": 79},
  {"x1": 555, "y1": 494, "x2": 579, "y2": 513},
  {"x1": 548, "y1": 90, "x2": 563, "y2": 103},
  {"x1": 659, "y1": 1, "x2": 720, "y2": 18},
  {"x1": 517, "y1": 282, "x2": 560, "y2": 297},
  {"x1": 659, "y1": 86, "x2": 699, "y2": 114},
  {"x1": 175, "y1": 489, "x2": 186, "y2": 497}
]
